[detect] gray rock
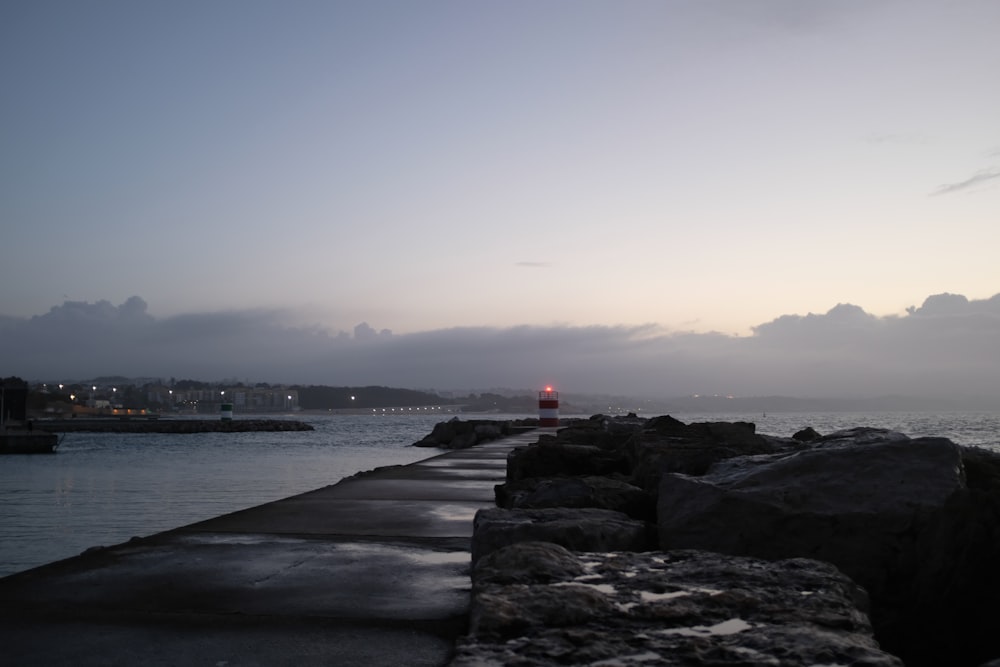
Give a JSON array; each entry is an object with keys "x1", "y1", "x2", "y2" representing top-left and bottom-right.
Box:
[
  {"x1": 473, "y1": 541, "x2": 586, "y2": 586},
  {"x1": 657, "y1": 432, "x2": 971, "y2": 666},
  {"x1": 452, "y1": 544, "x2": 902, "y2": 666},
  {"x1": 792, "y1": 426, "x2": 821, "y2": 441},
  {"x1": 542, "y1": 416, "x2": 640, "y2": 449},
  {"x1": 466, "y1": 417, "x2": 1000, "y2": 666},
  {"x1": 495, "y1": 475, "x2": 652, "y2": 520},
  {"x1": 627, "y1": 419, "x2": 778, "y2": 490},
  {"x1": 657, "y1": 435, "x2": 963, "y2": 587},
  {"x1": 890, "y1": 444, "x2": 1000, "y2": 667},
  {"x1": 506, "y1": 442, "x2": 631, "y2": 481},
  {"x1": 814, "y1": 426, "x2": 912, "y2": 445},
  {"x1": 471, "y1": 507, "x2": 652, "y2": 564},
  {"x1": 412, "y1": 418, "x2": 514, "y2": 448}
]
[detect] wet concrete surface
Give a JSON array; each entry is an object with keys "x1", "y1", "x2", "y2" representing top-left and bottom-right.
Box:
[{"x1": 0, "y1": 431, "x2": 542, "y2": 666}]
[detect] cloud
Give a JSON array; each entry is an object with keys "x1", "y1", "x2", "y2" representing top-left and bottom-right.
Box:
[
  {"x1": 751, "y1": 303, "x2": 880, "y2": 343},
  {"x1": 353, "y1": 322, "x2": 392, "y2": 340},
  {"x1": 515, "y1": 261, "x2": 553, "y2": 268},
  {"x1": 931, "y1": 168, "x2": 1000, "y2": 195},
  {"x1": 2, "y1": 293, "x2": 1000, "y2": 402}
]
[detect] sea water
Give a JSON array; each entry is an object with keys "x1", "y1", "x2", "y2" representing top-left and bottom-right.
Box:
[
  {"x1": 0, "y1": 413, "x2": 463, "y2": 577},
  {"x1": 672, "y1": 410, "x2": 1000, "y2": 450},
  {"x1": 1, "y1": 410, "x2": 998, "y2": 578}
]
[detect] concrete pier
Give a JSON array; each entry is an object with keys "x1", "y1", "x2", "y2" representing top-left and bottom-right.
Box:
[{"x1": 0, "y1": 430, "x2": 541, "y2": 666}]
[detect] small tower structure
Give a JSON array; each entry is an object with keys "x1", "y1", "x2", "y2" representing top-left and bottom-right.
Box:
[{"x1": 538, "y1": 386, "x2": 559, "y2": 427}]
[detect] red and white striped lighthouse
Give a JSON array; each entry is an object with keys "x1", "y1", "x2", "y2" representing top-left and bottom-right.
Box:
[{"x1": 538, "y1": 386, "x2": 559, "y2": 427}]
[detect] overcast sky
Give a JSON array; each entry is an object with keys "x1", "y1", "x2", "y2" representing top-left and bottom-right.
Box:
[
  {"x1": 2, "y1": 2, "x2": 998, "y2": 399},
  {"x1": 3, "y1": 291, "x2": 999, "y2": 401}
]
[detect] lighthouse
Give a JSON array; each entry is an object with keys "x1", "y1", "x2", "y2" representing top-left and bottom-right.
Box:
[{"x1": 538, "y1": 386, "x2": 559, "y2": 427}]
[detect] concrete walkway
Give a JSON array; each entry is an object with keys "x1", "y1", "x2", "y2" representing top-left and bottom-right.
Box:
[{"x1": 0, "y1": 429, "x2": 541, "y2": 666}]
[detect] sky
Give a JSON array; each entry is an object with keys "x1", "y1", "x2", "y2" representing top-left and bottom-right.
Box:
[{"x1": 2, "y1": 1, "x2": 999, "y2": 400}]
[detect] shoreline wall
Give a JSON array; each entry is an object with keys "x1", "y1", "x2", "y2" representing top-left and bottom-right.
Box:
[{"x1": 35, "y1": 419, "x2": 313, "y2": 433}]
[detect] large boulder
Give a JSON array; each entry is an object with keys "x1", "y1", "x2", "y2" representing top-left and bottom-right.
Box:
[
  {"x1": 627, "y1": 418, "x2": 779, "y2": 491},
  {"x1": 505, "y1": 443, "x2": 631, "y2": 481},
  {"x1": 656, "y1": 429, "x2": 999, "y2": 667},
  {"x1": 471, "y1": 541, "x2": 586, "y2": 587},
  {"x1": 412, "y1": 418, "x2": 514, "y2": 448},
  {"x1": 451, "y1": 543, "x2": 902, "y2": 666},
  {"x1": 495, "y1": 475, "x2": 653, "y2": 520},
  {"x1": 501, "y1": 414, "x2": 647, "y2": 481},
  {"x1": 537, "y1": 415, "x2": 641, "y2": 449},
  {"x1": 657, "y1": 433, "x2": 961, "y2": 585},
  {"x1": 471, "y1": 507, "x2": 652, "y2": 564},
  {"x1": 889, "y1": 445, "x2": 1000, "y2": 667}
]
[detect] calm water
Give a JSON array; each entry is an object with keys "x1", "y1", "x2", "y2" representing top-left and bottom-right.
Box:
[
  {"x1": 2, "y1": 410, "x2": 998, "y2": 578},
  {"x1": 0, "y1": 413, "x2": 467, "y2": 577}
]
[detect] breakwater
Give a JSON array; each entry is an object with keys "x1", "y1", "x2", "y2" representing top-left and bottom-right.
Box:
[
  {"x1": 452, "y1": 415, "x2": 1000, "y2": 667},
  {"x1": 35, "y1": 418, "x2": 313, "y2": 433},
  {"x1": 0, "y1": 413, "x2": 446, "y2": 577},
  {"x1": 0, "y1": 426, "x2": 534, "y2": 666},
  {"x1": 6, "y1": 414, "x2": 1000, "y2": 666}
]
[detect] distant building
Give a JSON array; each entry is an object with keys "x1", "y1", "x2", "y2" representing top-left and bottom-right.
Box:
[
  {"x1": 169, "y1": 386, "x2": 298, "y2": 413},
  {"x1": 145, "y1": 385, "x2": 176, "y2": 407},
  {"x1": 230, "y1": 387, "x2": 298, "y2": 412},
  {"x1": 0, "y1": 377, "x2": 29, "y2": 425}
]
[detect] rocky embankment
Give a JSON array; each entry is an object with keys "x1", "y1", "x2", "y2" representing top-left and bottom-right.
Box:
[
  {"x1": 437, "y1": 415, "x2": 1000, "y2": 667},
  {"x1": 36, "y1": 418, "x2": 313, "y2": 433},
  {"x1": 412, "y1": 417, "x2": 537, "y2": 448}
]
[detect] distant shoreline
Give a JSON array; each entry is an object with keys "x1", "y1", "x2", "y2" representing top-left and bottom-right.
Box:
[
  {"x1": 295, "y1": 405, "x2": 467, "y2": 416},
  {"x1": 34, "y1": 419, "x2": 313, "y2": 433}
]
